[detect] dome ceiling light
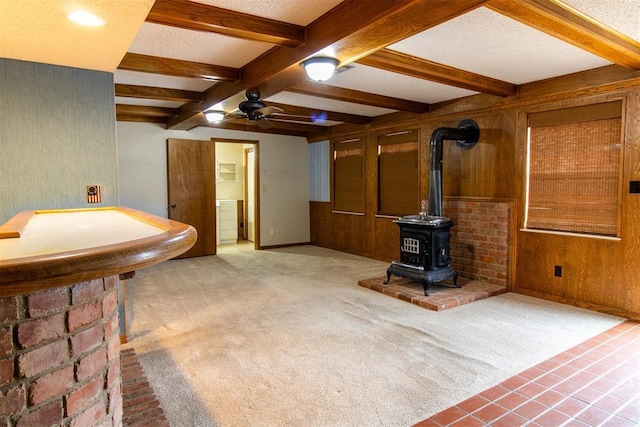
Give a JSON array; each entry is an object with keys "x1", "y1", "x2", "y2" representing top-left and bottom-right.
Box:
[{"x1": 301, "y1": 57, "x2": 339, "y2": 82}]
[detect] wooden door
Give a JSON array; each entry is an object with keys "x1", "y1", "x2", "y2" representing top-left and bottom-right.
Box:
[{"x1": 167, "y1": 138, "x2": 216, "y2": 258}]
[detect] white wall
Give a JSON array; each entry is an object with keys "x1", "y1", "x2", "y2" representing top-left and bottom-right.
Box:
[
  {"x1": 215, "y1": 142, "x2": 244, "y2": 201},
  {"x1": 116, "y1": 122, "x2": 310, "y2": 246}
]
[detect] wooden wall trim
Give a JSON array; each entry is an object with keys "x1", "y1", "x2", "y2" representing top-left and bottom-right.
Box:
[{"x1": 514, "y1": 288, "x2": 639, "y2": 321}]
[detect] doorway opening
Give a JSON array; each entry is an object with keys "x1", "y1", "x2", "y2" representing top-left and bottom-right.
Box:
[{"x1": 213, "y1": 138, "x2": 259, "y2": 251}]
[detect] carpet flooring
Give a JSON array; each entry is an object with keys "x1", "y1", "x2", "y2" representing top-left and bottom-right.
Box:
[{"x1": 122, "y1": 244, "x2": 623, "y2": 426}]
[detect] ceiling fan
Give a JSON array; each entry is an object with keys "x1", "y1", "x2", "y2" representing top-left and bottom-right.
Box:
[
  {"x1": 233, "y1": 89, "x2": 282, "y2": 129},
  {"x1": 210, "y1": 89, "x2": 319, "y2": 129}
]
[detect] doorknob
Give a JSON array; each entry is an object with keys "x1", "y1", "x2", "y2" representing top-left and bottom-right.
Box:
[{"x1": 170, "y1": 204, "x2": 176, "y2": 208}]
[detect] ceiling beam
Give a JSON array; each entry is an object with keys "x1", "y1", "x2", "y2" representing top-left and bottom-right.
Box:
[
  {"x1": 146, "y1": 0, "x2": 306, "y2": 47},
  {"x1": 487, "y1": 0, "x2": 640, "y2": 69},
  {"x1": 260, "y1": 120, "x2": 328, "y2": 133},
  {"x1": 115, "y1": 84, "x2": 203, "y2": 103},
  {"x1": 118, "y1": 53, "x2": 240, "y2": 82},
  {"x1": 357, "y1": 49, "x2": 517, "y2": 97},
  {"x1": 168, "y1": 0, "x2": 489, "y2": 130},
  {"x1": 115, "y1": 104, "x2": 177, "y2": 117},
  {"x1": 201, "y1": 121, "x2": 317, "y2": 137},
  {"x1": 116, "y1": 115, "x2": 168, "y2": 124},
  {"x1": 288, "y1": 81, "x2": 431, "y2": 114},
  {"x1": 266, "y1": 102, "x2": 372, "y2": 124}
]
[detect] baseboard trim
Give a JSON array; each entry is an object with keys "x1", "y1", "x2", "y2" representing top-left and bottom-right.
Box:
[
  {"x1": 512, "y1": 288, "x2": 639, "y2": 320},
  {"x1": 259, "y1": 242, "x2": 311, "y2": 250}
]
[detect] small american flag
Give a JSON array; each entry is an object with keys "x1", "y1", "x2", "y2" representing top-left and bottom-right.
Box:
[{"x1": 87, "y1": 185, "x2": 102, "y2": 204}]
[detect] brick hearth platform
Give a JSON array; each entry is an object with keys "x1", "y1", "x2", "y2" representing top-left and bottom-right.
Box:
[
  {"x1": 358, "y1": 276, "x2": 507, "y2": 311},
  {"x1": 121, "y1": 348, "x2": 169, "y2": 427}
]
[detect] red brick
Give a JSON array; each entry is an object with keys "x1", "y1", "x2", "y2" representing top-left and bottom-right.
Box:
[
  {"x1": 104, "y1": 275, "x2": 118, "y2": 291},
  {"x1": 29, "y1": 365, "x2": 74, "y2": 405},
  {"x1": 68, "y1": 300, "x2": 101, "y2": 332},
  {"x1": 0, "y1": 297, "x2": 18, "y2": 323},
  {"x1": 0, "y1": 358, "x2": 13, "y2": 386},
  {"x1": 102, "y1": 289, "x2": 118, "y2": 317},
  {"x1": 104, "y1": 312, "x2": 119, "y2": 340},
  {"x1": 111, "y1": 397, "x2": 123, "y2": 425},
  {"x1": 16, "y1": 399, "x2": 63, "y2": 427},
  {"x1": 72, "y1": 280, "x2": 104, "y2": 304},
  {"x1": 66, "y1": 375, "x2": 104, "y2": 415},
  {"x1": 107, "y1": 359, "x2": 121, "y2": 387},
  {"x1": 77, "y1": 347, "x2": 107, "y2": 381},
  {"x1": 0, "y1": 326, "x2": 12, "y2": 357},
  {"x1": 71, "y1": 324, "x2": 103, "y2": 356},
  {"x1": 18, "y1": 313, "x2": 65, "y2": 349},
  {"x1": 107, "y1": 335, "x2": 120, "y2": 362},
  {"x1": 69, "y1": 399, "x2": 106, "y2": 427},
  {"x1": 108, "y1": 382, "x2": 122, "y2": 415},
  {"x1": 27, "y1": 288, "x2": 67, "y2": 317},
  {"x1": 18, "y1": 339, "x2": 68, "y2": 377},
  {"x1": 0, "y1": 384, "x2": 25, "y2": 417}
]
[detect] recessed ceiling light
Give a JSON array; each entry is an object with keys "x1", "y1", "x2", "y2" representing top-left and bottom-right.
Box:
[{"x1": 68, "y1": 11, "x2": 106, "y2": 27}]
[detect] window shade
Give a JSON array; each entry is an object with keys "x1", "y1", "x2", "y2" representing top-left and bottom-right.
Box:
[
  {"x1": 333, "y1": 140, "x2": 364, "y2": 213},
  {"x1": 378, "y1": 138, "x2": 419, "y2": 216},
  {"x1": 527, "y1": 101, "x2": 622, "y2": 236}
]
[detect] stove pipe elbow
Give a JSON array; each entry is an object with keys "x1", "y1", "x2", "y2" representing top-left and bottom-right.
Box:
[{"x1": 428, "y1": 119, "x2": 480, "y2": 217}]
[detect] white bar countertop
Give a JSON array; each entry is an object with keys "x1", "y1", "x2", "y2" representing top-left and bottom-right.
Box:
[{"x1": 0, "y1": 207, "x2": 196, "y2": 297}]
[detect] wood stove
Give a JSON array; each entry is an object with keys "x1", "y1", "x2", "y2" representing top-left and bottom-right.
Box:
[
  {"x1": 384, "y1": 119, "x2": 480, "y2": 295},
  {"x1": 385, "y1": 215, "x2": 457, "y2": 295}
]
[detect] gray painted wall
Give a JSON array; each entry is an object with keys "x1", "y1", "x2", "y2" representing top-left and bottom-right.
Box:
[{"x1": 0, "y1": 59, "x2": 118, "y2": 223}]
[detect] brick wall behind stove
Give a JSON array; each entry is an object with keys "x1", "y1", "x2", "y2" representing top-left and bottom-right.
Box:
[
  {"x1": 444, "y1": 200, "x2": 510, "y2": 287},
  {"x1": 0, "y1": 276, "x2": 122, "y2": 426}
]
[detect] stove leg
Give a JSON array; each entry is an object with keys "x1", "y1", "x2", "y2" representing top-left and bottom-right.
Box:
[
  {"x1": 383, "y1": 270, "x2": 391, "y2": 284},
  {"x1": 453, "y1": 272, "x2": 460, "y2": 288},
  {"x1": 423, "y1": 282, "x2": 430, "y2": 296}
]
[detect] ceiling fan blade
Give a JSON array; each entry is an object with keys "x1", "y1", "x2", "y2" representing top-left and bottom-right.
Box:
[
  {"x1": 257, "y1": 117, "x2": 274, "y2": 129},
  {"x1": 223, "y1": 111, "x2": 245, "y2": 120},
  {"x1": 269, "y1": 114, "x2": 316, "y2": 123},
  {"x1": 255, "y1": 106, "x2": 283, "y2": 116}
]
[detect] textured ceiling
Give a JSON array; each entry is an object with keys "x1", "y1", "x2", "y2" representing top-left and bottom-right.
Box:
[
  {"x1": 388, "y1": 7, "x2": 611, "y2": 85},
  {"x1": 3, "y1": 0, "x2": 639, "y2": 136},
  {"x1": 0, "y1": 0, "x2": 154, "y2": 72}
]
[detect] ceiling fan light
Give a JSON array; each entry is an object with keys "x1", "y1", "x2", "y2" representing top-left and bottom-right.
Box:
[
  {"x1": 301, "y1": 57, "x2": 339, "y2": 82},
  {"x1": 204, "y1": 110, "x2": 225, "y2": 122}
]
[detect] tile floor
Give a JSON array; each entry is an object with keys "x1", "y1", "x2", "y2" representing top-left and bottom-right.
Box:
[
  {"x1": 414, "y1": 319, "x2": 640, "y2": 426},
  {"x1": 121, "y1": 348, "x2": 170, "y2": 427}
]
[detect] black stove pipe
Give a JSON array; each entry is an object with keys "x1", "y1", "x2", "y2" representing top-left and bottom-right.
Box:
[{"x1": 428, "y1": 119, "x2": 480, "y2": 217}]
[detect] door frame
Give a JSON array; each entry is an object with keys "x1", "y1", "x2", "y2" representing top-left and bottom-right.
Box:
[{"x1": 212, "y1": 137, "x2": 259, "y2": 250}]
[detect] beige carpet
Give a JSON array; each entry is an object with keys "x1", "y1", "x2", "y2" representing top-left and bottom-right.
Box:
[{"x1": 122, "y1": 244, "x2": 623, "y2": 427}]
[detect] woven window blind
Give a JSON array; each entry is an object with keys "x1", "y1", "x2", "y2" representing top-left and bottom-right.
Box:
[
  {"x1": 527, "y1": 101, "x2": 622, "y2": 236},
  {"x1": 333, "y1": 140, "x2": 364, "y2": 213},
  {"x1": 377, "y1": 132, "x2": 419, "y2": 216}
]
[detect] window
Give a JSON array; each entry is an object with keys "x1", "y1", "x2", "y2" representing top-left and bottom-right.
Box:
[
  {"x1": 526, "y1": 101, "x2": 623, "y2": 236},
  {"x1": 309, "y1": 141, "x2": 330, "y2": 202},
  {"x1": 377, "y1": 130, "x2": 419, "y2": 216},
  {"x1": 333, "y1": 138, "x2": 364, "y2": 213}
]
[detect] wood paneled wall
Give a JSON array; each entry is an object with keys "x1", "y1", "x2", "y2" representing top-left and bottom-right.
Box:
[{"x1": 309, "y1": 66, "x2": 640, "y2": 318}]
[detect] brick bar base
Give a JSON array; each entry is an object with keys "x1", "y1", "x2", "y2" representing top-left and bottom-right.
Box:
[
  {"x1": 121, "y1": 348, "x2": 169, "y2": 427},
  {"x1": 0, "y1": 277, "x2": 122, "y2": 426},
  {"x1": 358, "y1": 276, "x2": 507, "y2": 311}
]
